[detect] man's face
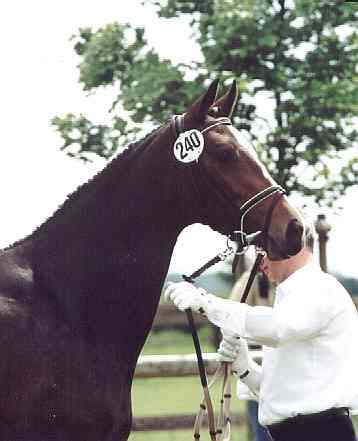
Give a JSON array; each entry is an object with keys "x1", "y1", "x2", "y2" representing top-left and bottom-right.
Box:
[
  {"x1": 260, "y1": 244, "x2": 312, "y2": 285},
  {"x1": 260, "y1": 255, "x2": 291, "y2": 285}
]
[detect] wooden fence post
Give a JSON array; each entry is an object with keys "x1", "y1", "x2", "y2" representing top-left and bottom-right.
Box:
[{"x1": 314, "y1": 214, "x2": 331, "y2": 273}]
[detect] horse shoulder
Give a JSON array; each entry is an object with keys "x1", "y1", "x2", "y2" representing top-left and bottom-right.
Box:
[{"x1": 0, "y1": 246, "x2": 34, "y2": 298}]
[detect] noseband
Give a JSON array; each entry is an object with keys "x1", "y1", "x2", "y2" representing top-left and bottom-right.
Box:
[{"x1": 171, "y1": 114, "x2": 285, "y2": 253}]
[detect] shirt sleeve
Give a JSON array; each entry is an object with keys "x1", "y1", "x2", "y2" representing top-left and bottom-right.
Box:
[
  {"x1": 204, "y1": 281, "x2": 332, "y2": 347},
  {"x1": 204, "y1": 297, "x2": 250, "y2": 336},
  {"x1": 244, "y1": 290, "x2": 332, "y2": 347},
  {"x1": 244, "y1": 306, "x2": 280, "y2": 347},
  {"x1": 236, "y1": 381, "x2": 259, "y2": 402}
]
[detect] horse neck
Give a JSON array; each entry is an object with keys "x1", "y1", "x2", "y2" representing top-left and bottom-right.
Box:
[
  {"x1": 34, "y1": 126, "x2": 187, "y2": 254},
  {"x1": 29, "y1": 125, "x2": 193, "y2": 361}
]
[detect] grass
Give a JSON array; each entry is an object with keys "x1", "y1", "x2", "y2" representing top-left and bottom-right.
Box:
[
  {"x1": 129, "y1": 327, "x2": 251, "y2": 440},
  {"x1": 130, "y1": 377, "x2": 250, "y2": 440},
  {"x1": 141, "y1": 326, "x2": 216, "y2": 356},
  {"x1": 132, "y1": 376, "x2": 245, "y2": 417},
  {"x1": 129, "y1": 427, "x2": 249, "y2": 441},
  {"x1": 132, "y1": 327, "x2": 223, "y2": 418}
]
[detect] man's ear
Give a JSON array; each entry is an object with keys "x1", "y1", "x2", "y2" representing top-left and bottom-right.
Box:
[
  {"x1": 212, "y1": 80, "x2": 238, "y2": 118},
  {"x1": 184, "y1": 79, "x2": 220, "y2": 125}
]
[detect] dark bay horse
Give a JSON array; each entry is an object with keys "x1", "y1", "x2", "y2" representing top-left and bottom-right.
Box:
[{"x1": 0, "y1": 80, "x2": 304, "y2": 440}]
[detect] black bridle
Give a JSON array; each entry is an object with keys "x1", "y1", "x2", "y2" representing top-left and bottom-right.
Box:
[{"x1": 172, "y1": 114, "x2": 285, "y2": 254}]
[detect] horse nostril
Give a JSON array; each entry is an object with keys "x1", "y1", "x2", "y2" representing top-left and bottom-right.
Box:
[{"x1": 286, "y1": 219, "x2": 304, "y2": 256}]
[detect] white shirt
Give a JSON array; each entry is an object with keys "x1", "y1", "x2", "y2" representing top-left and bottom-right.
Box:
[{"x1": 206, "y1": 262, "x2": 358, "y2": 426}]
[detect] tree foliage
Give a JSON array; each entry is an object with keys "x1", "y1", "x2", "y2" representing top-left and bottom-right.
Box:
[{"x1": 52, "y1": 0, "x2": 358, "y2": 205}]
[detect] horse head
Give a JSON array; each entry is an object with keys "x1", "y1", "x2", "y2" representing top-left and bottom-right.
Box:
[{"x1": 171, "y1": 79, "x2": 304, "y2": 260}]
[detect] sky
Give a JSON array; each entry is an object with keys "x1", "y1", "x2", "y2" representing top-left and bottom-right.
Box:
[{"x1": 0, "y1": 0, "x2": 357, "y2": 277}]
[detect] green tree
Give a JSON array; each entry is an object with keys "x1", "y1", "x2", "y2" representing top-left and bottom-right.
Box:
[{"x1": 52, "y1": 0, "x2": 358, "y2": 205}]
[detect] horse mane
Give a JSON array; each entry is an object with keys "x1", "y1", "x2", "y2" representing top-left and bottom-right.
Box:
[{"x1": 5, "y1": 124, "x2": 166, "y2": 251}]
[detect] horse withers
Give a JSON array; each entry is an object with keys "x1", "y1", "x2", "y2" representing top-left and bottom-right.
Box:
[{"x1": 0, "y1": 80, "x2": 304, "y2": 440}]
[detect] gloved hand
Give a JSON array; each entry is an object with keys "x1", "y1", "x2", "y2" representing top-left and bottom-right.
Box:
[
  {"x1": 218, "y1": 331, "x2": 262, "y2": 396},
  {"x1": 164, "y1": 281, "x2": 209, "y2": 314},
  {"x1": 165, "y1": 282, "x2": 250, "y2": 337},
  {"x1": 217, "y1": 330, "x2": 251, "y2": 377}
]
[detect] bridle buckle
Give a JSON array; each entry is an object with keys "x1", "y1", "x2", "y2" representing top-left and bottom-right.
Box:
[{"x1": 229, "y1": 230, "x2": 263, "y2": 255}]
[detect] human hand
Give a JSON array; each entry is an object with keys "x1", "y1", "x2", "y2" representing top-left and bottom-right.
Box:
[
  {"x1": 217, "y1": 330, "x2": 251, "y2": 375},
  {"x1": 164, "y1": 281, "x2": 208, "y2": 314}
]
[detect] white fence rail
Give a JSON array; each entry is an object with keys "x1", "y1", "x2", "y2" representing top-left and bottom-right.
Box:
[
  {"x1": 132, "y1": 351, "x2": 262, "y2": 431},
  {"x1": 134, "y1": 350, "x2": 263, "y2": 378}
]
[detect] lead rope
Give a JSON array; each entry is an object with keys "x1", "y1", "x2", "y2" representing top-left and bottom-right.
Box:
[
  {"x1": 183, "y1": 244, "x2": 234, "y2": 441},
  {"x1": 215, "y1": 361, "x2": 232, "y2": 441},
  {"x1": 183, "y1": 245, "x2": 264, "y2": 441},
  {"x1": 193, "y1": 363, "x2": 226, "y2": 440},
  {"x1": 221, "y1": 362, "x2": 232, "y2": 441}
]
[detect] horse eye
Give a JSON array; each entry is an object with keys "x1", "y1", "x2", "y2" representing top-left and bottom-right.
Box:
[{"x1": 214, "y1": 146, "x2": 239, "y2": 162}]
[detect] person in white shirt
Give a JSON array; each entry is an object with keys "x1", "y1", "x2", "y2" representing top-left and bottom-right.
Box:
[{"x1": 164, "y1": 230, "x2": 358, "y2": 441}]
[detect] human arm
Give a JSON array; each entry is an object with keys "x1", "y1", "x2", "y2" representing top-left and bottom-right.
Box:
[
  {"x1": 164, "y1": 280, "x2": 329, "y2": 347},
  {"x1": 164, "y1": 282, "x2": 276, "y2": 344}
]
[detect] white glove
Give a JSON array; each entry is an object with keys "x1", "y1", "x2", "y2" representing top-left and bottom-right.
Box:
[
  {"x1": 218, "y1": 330, "x2": 262, "y2": 397},
  {"x1": 164, "y1": 281, "x2": 209, "y2": 314},
  {"x1": 165, "y1": 282, "x2": 250, "y2": 336},
  {"x1": 217, "y1": 330, "x2": 251, "y2": 376}
]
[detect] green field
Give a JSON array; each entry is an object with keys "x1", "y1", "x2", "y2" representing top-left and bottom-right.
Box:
[
  {"x1": 129, "y1": 327, "x2": 358, "y2": 441},
  {"x1": 130, "y1": 375, "x2": 249, "y2": 441},
  {"x1": 141, "y1": 327, "x2": 216, "y2": 356},
  {"x1": 129, "y1": 327, "x2": 248, "y2": 440}
]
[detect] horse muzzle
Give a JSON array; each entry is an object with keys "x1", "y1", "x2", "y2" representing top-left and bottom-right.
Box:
[
  {"x1": 285, "y1": 218, "x2": 304, "y2": 257},
  {"x1": 263, "y1": 218, "x2": 304, "y2": 260}
]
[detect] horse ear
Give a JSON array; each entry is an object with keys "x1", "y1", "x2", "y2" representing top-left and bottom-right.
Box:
[
  {"x1": 185, "y1": 79, "x2": 220, "y2": 123},
  {"x1": 213, "y1": 80, "x2": 238, "y2": 118}
]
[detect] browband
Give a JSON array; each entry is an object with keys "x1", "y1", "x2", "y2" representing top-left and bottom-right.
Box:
[{"x1": 172, "y1": 114, "x2": 232, "y2": 138}]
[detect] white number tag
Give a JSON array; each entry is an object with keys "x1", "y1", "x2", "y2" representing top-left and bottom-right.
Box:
[{"x1": 173, "y1": 129, "x2": 204, "y2": 163}]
